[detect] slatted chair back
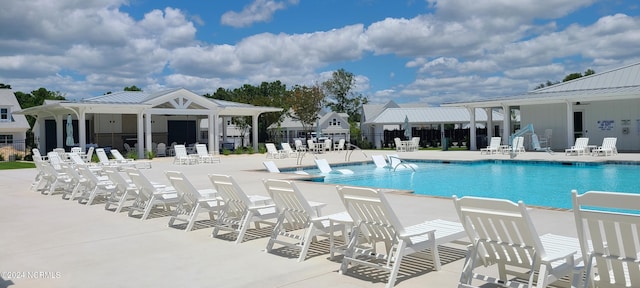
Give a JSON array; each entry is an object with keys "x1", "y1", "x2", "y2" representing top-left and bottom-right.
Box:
[
  {"x1": 263, "y1": 179, "x2": 315, "y2": 230},
  {"x1": 573, "y1": 190, "x2": 640, "y2": 288},
  {"x1": 208, "y1": 174, "x2": 251, "y2": 218}
]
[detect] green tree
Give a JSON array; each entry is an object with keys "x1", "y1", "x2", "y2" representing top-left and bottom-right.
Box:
[
  {"x1": 322, "y1": 69, "x2": 368, "y2": 123},
  {"x1": 287, "y1": 85, "x2": 324, "y2": 138},
  {"x1": 584, "y1": 69, "x2": 595, "y2": 76},
  {"x1": 15, "y1": 88, "x2": 66, "y2": 127},
  {"x1": 124, "y1": 85, "x2": 142, "y2": 91},
  {"x1": 0, "y1": 83, "x2": 11, "y2": 89},
  {"x1": 562, "y1": 72, "x2": 583, "y2": 82}
]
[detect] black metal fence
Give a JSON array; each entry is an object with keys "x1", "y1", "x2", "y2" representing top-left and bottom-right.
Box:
[{"x1": 360, "y1": 127, "x2": 490, "y2": 149}]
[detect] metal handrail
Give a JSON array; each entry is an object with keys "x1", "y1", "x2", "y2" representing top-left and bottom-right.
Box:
[{"x1": 345, "y1": 144, "x2": 367, "y2": 162}]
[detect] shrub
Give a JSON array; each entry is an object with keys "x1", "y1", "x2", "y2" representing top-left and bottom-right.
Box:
[
  {"x1": 246, "y1": 146, "x2": 255, "y2": 154},
  {"x1": 234, "y1": 147, "x2": 244, "y2": 154},
  {"x1": 126, "y1": 151, "x2": 139, "y2": 160},
  {"x1": 146, "y1": 150, "x2": 155, "y2": 159},
  {"x1": 222, "y1": 148, "x2": 231, "y2": 156}
]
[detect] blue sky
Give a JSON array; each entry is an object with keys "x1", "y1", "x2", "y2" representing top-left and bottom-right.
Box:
[{"x1": 0, "y1": 0, "x2": 639, "y2": 105}]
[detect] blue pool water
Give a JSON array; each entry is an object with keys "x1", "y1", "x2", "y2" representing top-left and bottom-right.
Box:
[{"x1": 299, "y1": 161, "x2": 640, "y2": 209}]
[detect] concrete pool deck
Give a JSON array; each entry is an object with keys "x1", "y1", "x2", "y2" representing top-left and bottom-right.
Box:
[{"x1": 1, "y1": 149, "x2": 639, "y2": 287}]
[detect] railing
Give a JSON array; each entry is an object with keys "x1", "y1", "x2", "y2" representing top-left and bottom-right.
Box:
[
  {"x1": 0, "y1": 140, "x2": 27, "y2": 161},
  {"x1": 344, "y1": 144, "x2": 367, "y2": 162}
]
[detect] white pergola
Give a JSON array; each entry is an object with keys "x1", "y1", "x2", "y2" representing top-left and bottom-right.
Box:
[{"x1": 16, "y1": 88, "x2": 282, "y2": 157}]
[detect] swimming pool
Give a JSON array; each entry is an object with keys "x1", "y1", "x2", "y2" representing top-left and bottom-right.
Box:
[{"x1": 298, "y1": 160, "x2": 640, "y2": 209}]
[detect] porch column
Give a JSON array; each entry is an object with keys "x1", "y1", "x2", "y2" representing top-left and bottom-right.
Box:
[
  {"x1": 56, "y1": 114, "x2": 63, "y2": 148},
  {"x1": 501, "y1": 104, "x2": 510, "y2": 146},
  {"x1": 566, "y1": 101, "x2": 574, "y2": 149},
  {"x1": 468, "y1": 107, "x2": 477, "y2": 150},
  {"x1": 78, "y1": 109, "x2": 86, "y2": 151},
  {"x1": 140, "y1": 112, "x2": 148, "y2": 158},
  {"x1": 485, "y1": 108, "x2": 493, "y2": 138},
  {"x1": 252, "y1": 113, "x2": 259, "y2": 151},
  {"x1": 207, "y1": 113, "x2": 217, "y2": 154},
  {"x1": 35, "y1": 116, "x2": 44, "y2": 150},
  {"x1": 222, "y1": 116, "x2": 228, "y2": 144}
]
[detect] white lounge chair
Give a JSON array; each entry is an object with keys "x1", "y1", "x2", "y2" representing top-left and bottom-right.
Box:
[
  {"x1": 337, "y1": 186, "x2": 466, "y2": 288},
  {"x1": 592, "y1": 137, "x2": 617, "y2": 156},
  {"x1": 307, "y1": 140, "x2": 319, "y2": 153},
  {"x1": 103, "y1": 166, "x2": 139, "y2": 213},
  {"x1": 480, "y1": 137, "x2": 502, "y2": 154},
  {"x1": 208, "y1": 174, "x2": 278, "y2": 244},
  {"x1": 572, "y1": 190, "x2": 640, "y2": 288},
  {"x1": 371, "y1": 154, "x2": 389, "y2": 168},
  {"x1": 165, "y1": 171, "x2": 222, "y2": 232},
  {"x1": 76, "y1": 165, "x2": 116, "y2": 206},
  {"x1": 263, "y1": 161, "x2": 309, "y2": 175},
  {"x1": 126, "y1": 168, "x2": 181, "y2": 220},
  {"x1": 173, "y1": 144, "x2": 196, "y2": 165},
  {"x1": 263, "y1": 179, "x2": 350, "y2": 262},
  {"x1": 111, "y1": 149, "x2": 151, "y2": 169},
  {"x1": 453, "y1": 195, "x2": 582, "y2": 288},
  {"x1": 280, "y1": 143, "x2": 298, "y2": 158},
  {"x1": 565, "y1": 137, "x2": 589, "y2": 156},
  {"x1": 265, "y1": 143, "x2": 286, "y2": 159},
  {"x1": 314, "y1": 159, "x2": 353, "y2": 174},
  {"x1": 195, "y1": 144, "x2": 221, "y2": 163}
]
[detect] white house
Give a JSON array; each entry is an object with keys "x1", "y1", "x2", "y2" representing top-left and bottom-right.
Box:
[
  {"x1": 16, "y1": 88, "x2": 281, "y2": 157},
  {"x1": 444, "y1": 61, "x2": 640, "y2": 152},
  {"x1": 268, "y1": 110, "x2": 351, "y2": 145},
  {"x1": 0, "y1": 88, "x2": 30, "y2": 151}
]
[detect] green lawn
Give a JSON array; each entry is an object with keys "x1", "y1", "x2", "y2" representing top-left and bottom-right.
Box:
[{"x1": 0, "y1": 161, "x2": 36, "y2": 170}]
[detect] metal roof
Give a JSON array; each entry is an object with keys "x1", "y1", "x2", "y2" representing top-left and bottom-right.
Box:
[
  {"x1": 368, "y1": 107, "x2": 503, "y2": 124},
  {"x1": 0, "y1": 89, "x2": 30, "y2": 131}
]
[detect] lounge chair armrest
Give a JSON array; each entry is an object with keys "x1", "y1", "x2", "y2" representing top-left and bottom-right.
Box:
[
  {"x1": 399, "y1": 228, "x2": 436, "y2": 238},
  {"x1": 541, "y1": 251, "x2": 577, "y2": 263},
  {"x1": 250, "y1": 203, "x2": 276, "y2": 210}
]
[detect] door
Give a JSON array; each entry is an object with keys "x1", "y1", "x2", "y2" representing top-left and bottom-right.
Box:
[
  {"x1": 573, "y1": 111, "x2": 584, "y2": 139},
  {"x1": 167, "y1": 120, "x2": 196, "y2": 145},
  {"x1": 45, "y1": 120, "x2": 57, "y2": 153}
]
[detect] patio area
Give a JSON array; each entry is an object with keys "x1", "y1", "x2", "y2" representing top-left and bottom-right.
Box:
[{"x1": 1, "y1": 150, "x2": 639, "y2": 287}]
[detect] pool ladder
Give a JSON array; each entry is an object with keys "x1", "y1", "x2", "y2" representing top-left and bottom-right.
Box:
[{"x1": 344, "y1": 144, "x2": 367, "y2": 162}]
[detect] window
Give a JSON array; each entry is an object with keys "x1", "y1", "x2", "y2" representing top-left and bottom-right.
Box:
[
  {"x1": 0, "y1": 135, "x2": 13, "y2": 144},
  {"x1": 0, "y1": 108, "x2": 9, "y2": 122}
]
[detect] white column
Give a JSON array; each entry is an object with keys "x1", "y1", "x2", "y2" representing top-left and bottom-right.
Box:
[
  {"x1": 566, "y1": 101, "x2": 574, "y2": 149},
  {"x1": 485, "y1": 108, "x2": 493, "y2": 138},
  {"x1": 208, "y1": 113, "x2": 216, "y2": 154},
  {"x1": 468, "y1": 107, "x2": 477, "y2": 150},
  {"x1": 140, "y1": 112, "x2": 148, "y2": 158},
  {"x1": 501, "y1": 104, "x2": 510, "y2": 145},
  {"x1": 252, "y1": 113, "x2": 259, "y2": 151},
  {"x1": 78, "y1": 109, "x2": 86, "y2": 151},
  {"x1": 222, "y1": 116, "x2": 228, "y2": 144},
  {"x1": 56, "y1": 115, "x2": 63, "y2": 148},
  {"x1": 35, "y1": 116, "x2": 44, "y2": 150}
]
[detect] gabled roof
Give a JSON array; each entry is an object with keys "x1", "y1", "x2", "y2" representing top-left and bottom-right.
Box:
[
  {"x1": 0, "y1": 89, "x2": 30, "y2": 131},
  {"x1": 362, "y1": 100, "x2": 400, "y2": 122},
  {"x1": 16, "y1": 88, "x2": 281, "y2": 117},
  {"x1": 367, "y1": 107, "x2": 503, "y2": 124},
  {"x1": 443, "y1": 61, "x2": 640, "y2": 108}
]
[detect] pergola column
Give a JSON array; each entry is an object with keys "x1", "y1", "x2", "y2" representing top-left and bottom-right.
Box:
[
  {"x1": 56, "y1": 114, "x2": 63, "y2": 148},
  {"x1": 141, "y1": 112, "x2": 148, "y2": 158},
  {"x1": 252, "y1": 113, "x2": 259, "y2": 151},
  {"x1": 207, "y1": 113, "x2": 217, "y2": 154},
  {"x1": 468, "y1": 107, "x2": 477, "y2": 151},
  {"x1": 501, "y1": 104, "x2": 511, "y2": 146},
  {"x1": 78, "y1": 109, "x2": 86, "y2": 151},
  {"x1": 485, "y1": 107, "x2": 493, "y2": 138}
]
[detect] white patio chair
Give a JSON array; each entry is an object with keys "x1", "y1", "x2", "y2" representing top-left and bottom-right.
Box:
[
  {"x1": 480, "y1": 137, "x2": 502, "y2": 154},
  {"x1": 208, "y1": 174, "x2": 278, "y2": 244},
  {"x1": 307, "y1": 140, "x2": 318, "y2": 153},
  {"x1": 156, "y1": 143, "x2": 167, "y2": 157},
  {"x1": 337, "y1": 186, "x2": 466, "y2": 288},
  {"x1": 60, "y1": 163, "x2": 95, "y2": 201},
  {"x1": 195, "y1": 144, "x2": 221, "y2": 163},
  {"x1": 334, "y1": 138, "x2": 345, "y2": 152},
  {"x1": 280, "y1": 143, "x2": 298, "y2": 158},
  {"x1": 165, "y1": 171, "x2": 222, "y2": 232},
  {"x1": 265, "y1": 143, "x2": 286, "y2": 159},
  {"x1": 111, "y1": 149, "x2": 151, "y2": 168},
  {"x1": 565, "y1": 137, "x2": 589, "y2": 156},
  {"x1": 294, "y1": 139, "x2": 307, "y2": 152},
  {"x1": 453, "y1": 195, "x2": 582, "y2": 288},
  {"x1": 83, "y1": 146, "x2": 94, "y2": 162},
  {"x1": 314, "y1": 159, "x2": 353, "y2": 174},
  {"x1": 592, "y1": 137, "x2": 617, "y2": 156},
  {"x1": 263, "y1": 161, "x2": 309, "y2": 175},
  {"x1": 263, "y1": 179, "x2": 350, "y2": 262},
  {"x1": 40, "y1": 153, "x2": 74, "y2": 195},
  {"x1": 173, "y1": 144, "x2": 196, "y2": 165},
  {"x1": 394, "y1": 137, "x2": 406, "y2": 152},
  {"x1": 126, "y1": 168, "x2": 181, "y2": 220},
  {"x1": 386, "y1": 154, "x2": 418, "y2": 171},
  {"x1": 323, "y1": 139, "x2": 332, "y2": 153},
  {"x1": 572, "y1": 190, "x2": 640, "y2": 288}
]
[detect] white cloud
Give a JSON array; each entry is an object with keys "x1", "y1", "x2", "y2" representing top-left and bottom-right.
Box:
[{"x1": 220, "y1": 0, "x2": 299, "y2": 28}]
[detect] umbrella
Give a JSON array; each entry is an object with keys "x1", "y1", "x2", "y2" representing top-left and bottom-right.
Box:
[
  {"x1": 66, "y1": 114, "x2": 75, "y2": 147},
  {"x1": 403, "y1": 115, "x2": 411, "y2": 140}
]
